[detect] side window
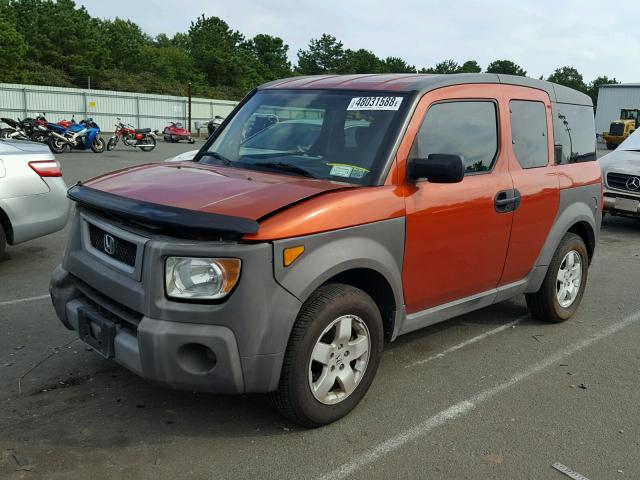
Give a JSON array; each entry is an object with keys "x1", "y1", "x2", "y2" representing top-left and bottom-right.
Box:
[
  {"x1": 411, "y1": 101, "x2": 498, "y2": 174},
  {"x1": 510, "y1": 100, "x2": 548, "y2": 169},
  {"x1": 552, "y1": 103, "x2": 597, "y2": 164}
]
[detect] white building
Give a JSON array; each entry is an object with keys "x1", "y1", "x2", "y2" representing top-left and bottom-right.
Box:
[{"x1": 595, "y1": 84, "x2": 640, "y2": 135}]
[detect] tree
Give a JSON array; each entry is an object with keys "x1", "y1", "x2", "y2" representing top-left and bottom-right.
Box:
[
  {"x1": 339, "y1": 49, "x2": 384, "y2": 74},
  {"x1": 547, "y1": 66, "x2": 586, "y2": 93},
  {"x1": 0, "y1": 16, "x2": 27, "y2": 82},
  {"x1": 249, "y1": 34, "x2": 292, "y2": 80},
  {"x1": 188, "y1": 15, "x2": 262, "y2": 95},
  {"x1": 101, "y1": 18, "x2": 150, "y2": 72},
  {"x1": 420, "y1": 59, "x2": 460, "y2": 74},
  {"x1": 382, "y1": 57, "x2": 416, "y2": 73},
  {"x1": 297, "y1": 34, "x2": 345, "y2": 74},
  {"x1": 460, "y1": 60, "x2": 481, "y2": 73},
  {"x1": 587, "y1": 75, "x2": 619, "y2": 106},
  {"x1": 486, "y1": 60, "x2": 527, "y2": 76}
]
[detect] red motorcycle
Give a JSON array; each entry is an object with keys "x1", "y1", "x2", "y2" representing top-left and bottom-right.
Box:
[
  {"x1": 162, "y1": 122, "x2": 195, "y2": 143},
  {"x1": 107, "y1": 118, "x2": 156, "y2": 152}
]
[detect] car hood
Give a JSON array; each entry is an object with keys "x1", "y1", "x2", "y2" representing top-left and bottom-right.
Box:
[
  {"x1": 84, "y1": 162, "x2": 352, "y2": 220},
  {"x1": 599, "y1": 149, "x2": 640, "y2": 174}
]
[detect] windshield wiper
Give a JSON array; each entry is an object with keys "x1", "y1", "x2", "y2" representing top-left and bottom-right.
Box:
[
  {"x1": 253, "y1": 161, "x2": 315, "y2": 178},
  {"x1": 199, "y1": 151, "x2": 233, "y2": 166}
]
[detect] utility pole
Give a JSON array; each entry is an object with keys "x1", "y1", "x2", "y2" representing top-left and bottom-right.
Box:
[
  {"x1": 187, "y1": 82, "x2": 192, "y2": 133},
  {"x1": 88, "y1": 76, "x2": 91, "y2": 90}
]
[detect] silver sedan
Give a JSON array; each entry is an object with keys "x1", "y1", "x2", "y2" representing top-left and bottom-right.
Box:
[
  {"x1": 0, "y1": 140, "x2": 70, "y2": 258},
  {"x1": 600, "y1": 129, "x2": 640, "y2": 218}
]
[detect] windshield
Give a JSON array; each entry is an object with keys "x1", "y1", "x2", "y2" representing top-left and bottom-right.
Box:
[{"x1": 201, "y1": 89, "x2": 411, "y2": 184}]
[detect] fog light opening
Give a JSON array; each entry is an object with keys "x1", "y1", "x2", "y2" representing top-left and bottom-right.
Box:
[{"x1": 177, "y1": 343, "x2": 217, "y2": 375}]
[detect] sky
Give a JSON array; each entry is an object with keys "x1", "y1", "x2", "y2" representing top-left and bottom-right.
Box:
[{"x1": 78, "y1": 0, "x2": 640, "y2": 83}]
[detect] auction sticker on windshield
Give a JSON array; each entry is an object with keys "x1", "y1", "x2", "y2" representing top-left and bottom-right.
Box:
[{"x1": 347, "y1": 96, "x2": 403, "y2": 111}]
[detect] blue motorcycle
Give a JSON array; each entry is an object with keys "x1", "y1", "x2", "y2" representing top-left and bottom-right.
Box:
[{"x1": 48, "y1": 117, "x2": 105, "y2": 154}]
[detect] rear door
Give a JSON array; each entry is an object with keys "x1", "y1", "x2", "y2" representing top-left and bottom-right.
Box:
[{"x1": 499, "y1": 86, "x2": 559, "y2": 286}]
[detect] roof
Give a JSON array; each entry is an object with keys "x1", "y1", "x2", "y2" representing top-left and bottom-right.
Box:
[
  {"x1": 599, "y1": 83, "x2": 640, "y2": 89},
  {"x1": 260, "y1": 73, "x2": 592, "y2": 106}
]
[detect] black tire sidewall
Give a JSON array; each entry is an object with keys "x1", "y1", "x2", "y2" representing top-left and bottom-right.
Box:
[
  {"x1": 544, "y1": 234, "x2": 589, "y2": 321},
  {"x1": 0, "y1": 224, "x2": 6, "y2": 259},
  {"x1": 284, "y1": 285, "x2": 383, "y2": 426}
]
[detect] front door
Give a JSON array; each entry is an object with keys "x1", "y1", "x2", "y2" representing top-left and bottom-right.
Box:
[{"x1": 397, "y1": 85, "x2": 514, "y2": 314}]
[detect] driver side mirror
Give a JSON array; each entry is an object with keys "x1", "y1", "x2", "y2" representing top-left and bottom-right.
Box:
[{"x1": 407, "y1": 154, "x2": 465, "y2": 183}]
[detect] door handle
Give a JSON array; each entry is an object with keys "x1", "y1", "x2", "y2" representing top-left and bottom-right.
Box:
[{"x1": 494, "y1": 189, "x2": 521, "y2": 213}]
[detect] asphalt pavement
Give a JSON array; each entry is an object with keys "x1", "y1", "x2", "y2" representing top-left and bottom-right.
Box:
[{"x1": 1, "y1": 144, "x2": 639, "y2": 479}]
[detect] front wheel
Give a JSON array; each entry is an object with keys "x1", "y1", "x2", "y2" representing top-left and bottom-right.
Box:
[
  {"x1": 106, "y1": 137, "x2": 118, "y2": 151},
  {"x1": 606, "y1": 142, "x2": 616, "y2": 150},
  {"x1": 139, "y1": 135, "x2": 156, "y2": 152},
  {"x1": 526, "y1": 232, "x2": 589, "y2": 323},
  {"x1": 273, "y1": 283, "x2": 383, "y2": 427},
  {"x1": 91, "y1": 137, "x2": 106, "y2": 153}
]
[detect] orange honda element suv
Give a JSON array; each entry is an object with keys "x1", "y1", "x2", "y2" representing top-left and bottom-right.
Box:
[{"x1": 51, "y1": 74, "x2": 601, "y2": 426}]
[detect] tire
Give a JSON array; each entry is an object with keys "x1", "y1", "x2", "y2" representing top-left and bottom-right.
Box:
[
  {"x1": 139, "y1": 136, "x2": 156, "y2": 152},
  {"x1": 91, "y1": 137, "x2": 106, "y2": 153},
  {"x1": 106, "y1": 137, "x2": 117, "y2": 151},
  {"x1": 0, "y1": 223, "x2": 6, "y2": 260},
  {"x1": 273, "y1": 283, "x2": 383, "y2": 427},
  {"x1": 48, "y1": 137, "x2": 68, "y2": 154},
  {"x1": 606, "y1": 142, "x2": 616, "y2": 150},
  {"x1": 188, "y1": 137, "x2": 195, "y2": 144},
  {"x1": 526, "y1": 232, "x2": 589, "y2": 323}
]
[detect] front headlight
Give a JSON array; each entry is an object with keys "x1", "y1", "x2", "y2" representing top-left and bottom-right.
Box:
[{"x1": 165, "y1": 257, "x2": 241, "y2": 300}]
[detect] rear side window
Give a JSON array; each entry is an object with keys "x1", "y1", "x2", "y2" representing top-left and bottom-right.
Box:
[
  {"x1": 510, "y1": 100, "x2": 548, "y2": 169},
  {"x1": 552, "y1": 103, "x2": 597, "y2": 164},
  {"x1": 411, "y1": 101, "x2": 498, "y2": 174}
]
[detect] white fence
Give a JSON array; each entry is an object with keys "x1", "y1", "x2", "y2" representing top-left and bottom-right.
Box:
[{"x1": 0, "y1": 82, "x2": 238, "y2": 134}]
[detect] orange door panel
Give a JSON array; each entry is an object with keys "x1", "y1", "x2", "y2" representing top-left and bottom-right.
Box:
[
  {"x1": 395, "y1": 85, "x2": 515, "y2": 314},
  {"x1": 499, "y1": 86, "x2": 559, "y2": 286}
]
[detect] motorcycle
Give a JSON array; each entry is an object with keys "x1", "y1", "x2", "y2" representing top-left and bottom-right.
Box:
[
  {"x1": 48, "y1": 118, "x2": 105, "y2": 154},
  {"x1": 107, "y1": 118, "x2": 156, "y2": 152},
  {"x1": 1, "y1": 115, "x2": 50, "y2": 142},
  {"x1": 162, "y1": 122, "x2": 195, "y2": 143}
]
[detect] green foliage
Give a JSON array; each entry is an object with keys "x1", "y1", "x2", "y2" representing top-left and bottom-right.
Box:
[
  {"x1": 486, "y1": 60, "x2": 527, "y2": 76},
  {"x1": 547, "y1": 66, "x2": 586, "y2": 92},
  {"x1": 460, "y1": 60, "x2": 481, "y2": 73},
  {"x1": 587, "y1": 76, "x2": 619, "y2": 106},
  {"x1": 0, "y1": 1, "x2": 622, "y2": 102},
  {"x1": 420, "y1": 59, "x2": 461, "y2": 74},
  {"x1": 297, "y1": 34, "x2": 345, "y2": 74},
  {"x1": 382, "y1": 57, "x2": 416, "y2": 74},
  {"x1": 0, "y1": 16, "x2": 27, "y2": 82}
]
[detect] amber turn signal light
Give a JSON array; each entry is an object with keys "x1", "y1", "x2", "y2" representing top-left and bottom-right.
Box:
[{"x1": 283, "y1": 246, "x2": 305, "y2": 267}]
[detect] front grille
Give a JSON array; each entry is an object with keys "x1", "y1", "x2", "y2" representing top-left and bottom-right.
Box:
[
  {"x1": 88, "y1": 223, "x2": 137, "y2": 267},
  {"x1": 609, "y1": 122, "x2": 625, "y2": 136},
  {"x1": 607, "y1": 172, "x2": 640, "y2": 192},
  {"x1": 74, "y1": 276, "x2": 143, "y2": 331}
]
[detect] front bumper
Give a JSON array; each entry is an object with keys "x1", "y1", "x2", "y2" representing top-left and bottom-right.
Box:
[
  {"x1": 50, "y1": 210, "x2": 302, "y2": 393},
  {"x1": 603, "y1": 134, "x2": 626, "y2": 145},
  {"x1": 603, "y1": 190, "x2": 640, "y2": 216}
]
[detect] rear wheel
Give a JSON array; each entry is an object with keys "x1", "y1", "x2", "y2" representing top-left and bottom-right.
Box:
[
  {"x1": 91, "y1": 137, "x2": 106, "y2": 153},
  {"x1": 48, "y1": 137, "x2": 68, "y2": 154},
  {"x1": 273, "y1": 283, "x2": 383, "y2": 427},
  {"x1": 139, "y1": 135, "x2": 156, "y2": 152},
  {"x1": 526, "y1": 232, "x2": 589, "y2": 323}
]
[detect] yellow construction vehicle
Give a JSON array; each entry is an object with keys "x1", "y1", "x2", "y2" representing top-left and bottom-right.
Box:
[{"x1": 604, "y1": 108, "x2": 639, "y2": 149}]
